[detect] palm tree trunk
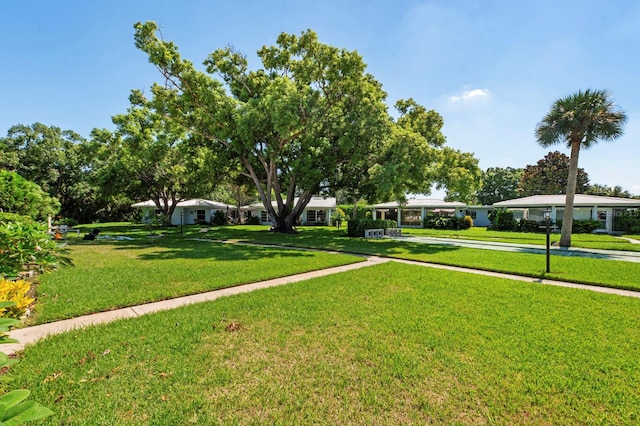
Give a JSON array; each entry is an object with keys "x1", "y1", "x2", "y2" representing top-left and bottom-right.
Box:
[{"x1": 560, "y1": 140, "x2": 581, "y2": 247}]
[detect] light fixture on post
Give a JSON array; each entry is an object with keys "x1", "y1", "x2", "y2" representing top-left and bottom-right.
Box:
[
  {"x1": 543, "y1": 207, "x2": 552, "y2": 273},
  {"x1": 180, "y1": 210, "x2": 183, "y2": 235}
]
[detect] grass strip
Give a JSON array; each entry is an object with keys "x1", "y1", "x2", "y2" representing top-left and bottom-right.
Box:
[
  {"x1": 33, "y1": 237, "x2": 362, "y2": 324},
  {"x1": 189, "y1": 226, "x2": 640, "y2": 291}
]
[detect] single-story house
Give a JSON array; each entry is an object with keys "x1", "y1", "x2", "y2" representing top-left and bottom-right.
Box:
[
  {"x1": 493, "y1": 194, "x2": 640, "y2": 233},
  {"x1": 244, "y1": 196, "x2": 336, "y2": 226},
  {"x1": 131, "y1": 198, "x2": 235, "y2": 226},
  {"x1": 373, "y1": 198, "x2": 467, "y2": 228},
  {"x1": 463, "y1": 206, "x2": 492, "y2": 227}
]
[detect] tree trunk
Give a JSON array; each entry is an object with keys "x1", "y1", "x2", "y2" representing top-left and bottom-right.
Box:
[
  {"x1": 560, "y1": 140, "x2": 581, "y2": 247},
  {"x1": 270, "y1": 213, "x2": 298, "y2": 233}
]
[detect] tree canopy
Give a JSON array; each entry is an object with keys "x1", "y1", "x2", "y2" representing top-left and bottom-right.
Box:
[
  {"x1": 519, "y1": 151, "x2": 589, "y2": 197},
  {"x1": 91, "y1": 93, "x2": 227, "y2": 222},
  {"x1": 476, "y1": 167, "x2": 523, "y2": 205},
  {"x1": 0, "y1": 123, "x2": 97, "y2": 222},
  {"x1": 133, "y1": 22, "x2": 478, "y2": 232}
]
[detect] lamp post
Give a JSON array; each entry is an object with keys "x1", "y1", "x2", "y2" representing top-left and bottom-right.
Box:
[
  {"x1": 543, "y1": 207, "x2": 552, "y2": 273},
  {"x1": 180, "y1": 211, "x2": 183, "y2": 235}
]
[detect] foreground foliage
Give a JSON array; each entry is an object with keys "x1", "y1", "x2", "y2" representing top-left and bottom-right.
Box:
[
  {"x1": 0, "y1": 213, "x2": 69, "y2": 279},
  {"x1": 11, "y1": 263, "x2": 640, "y2": 424}
]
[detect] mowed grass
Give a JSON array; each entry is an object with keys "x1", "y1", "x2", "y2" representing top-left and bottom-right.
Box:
[
  {"x1": 33, "y1": 236, "x2": 362, "y2": 324},
  {"x1": 11, "y1": 262, "x2": 640, "y2": 425},
  {"x1": 401, "y1": 227, "x2": 640, "y2": 252},
  {"x1": 191, "y1": 226, "x2": 640, "y2": 291}
]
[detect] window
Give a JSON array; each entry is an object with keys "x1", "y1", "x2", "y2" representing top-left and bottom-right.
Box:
[
  {"x1": 196, "y1": 210, "x2": 206, "y2": 222},
  {"x1": 307, "y1": 210, "x2": 326, "y2": 223},
  {"x1": 307, "y1": 210, "x2": 316, "y2": 222},
  {"x1": 260, "y1": 211, "x2": 270, "y2": 222},
  {"x1": 400, "y1": 209, "x2": 422, "y2": 226}
]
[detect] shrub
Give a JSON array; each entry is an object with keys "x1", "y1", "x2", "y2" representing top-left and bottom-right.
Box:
[
  {"x1": 572, "y1": 219, "x2": 601, "y2": 234},
  {"x1": 518, "y1": 219, "x2": 541, "y2": 233},
  {"x1": 331, "y1": 208, "x2": 346, "y2": 229},
  {"x1": 211, "y1": 210, "x2": 228, "y2": 226},
  {"x1": 347, "y1": 219, "x2": 396, "y2": 237},
  {"x1": 488, "y1": 208, "x2": 517, "y2": 231},
  {"x1": 614, "y1": 209, "x2": 640, "y2": 233},
  {"x1": 0, "y1": 279, "x2": 34, "y2": 319},
  {"x1": 0, "y1": 213, "x2": 70, "y2": 279},
  {"x1": 338, "y1": 205, "x2": 373, "y2": 221},
  {"x1": 246, "y1": 216, "x2": 261, "y2": 225},
  {"x1": 462, "y1": 215, "x2": 474, "y2": 229}
]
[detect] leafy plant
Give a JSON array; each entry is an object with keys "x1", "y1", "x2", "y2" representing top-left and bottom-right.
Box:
[
  {"x1": 0, "y1": 280, "x2": 34, "y2": 319},
  {"x1": 518, "y1": 219, "x2": 541, "y2": 233},
  {"x1": 211, "y1": 210, "x2": 228, "y2": 226},
  {"x1": 571, "y1": 219, "x2": 601, "y2": 234},
  {"x1": 245, "y1": 216, "x2": 261, "y2": 225},
  {"x1": 614, "y1": 209, "x2": 640, "y2": 233},
  {"x1": 488, "y1": 208, "x2": 517, "y2": 231},
  {"x1": 0, "y1": 213, "x2": 70, "y2": 279}
]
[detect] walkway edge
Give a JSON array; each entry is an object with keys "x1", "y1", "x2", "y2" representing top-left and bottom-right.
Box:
[{"x1": 4, "y1": 256, "x2": 389, "y2": 355}]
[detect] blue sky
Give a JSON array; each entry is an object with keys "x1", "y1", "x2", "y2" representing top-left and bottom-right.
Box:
[{"x1": 2, "y1": 0, "x2": 639, "y2": 195}]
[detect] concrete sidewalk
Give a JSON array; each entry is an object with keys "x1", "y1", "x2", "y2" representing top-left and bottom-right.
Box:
[
  {"x1": 395, "y1": 235, "x2": 640, "y2": 263},
  {"x1": 6, "y1": 241, "x2": 640, "y2": 356},
  {"x1": 4, "y1": 256, "x2": 390, "y2": 355}
]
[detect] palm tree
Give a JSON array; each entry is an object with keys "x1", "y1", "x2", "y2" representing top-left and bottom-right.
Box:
[{"x1": 535, "y1": 89, "x2": 627, "y2": 247}]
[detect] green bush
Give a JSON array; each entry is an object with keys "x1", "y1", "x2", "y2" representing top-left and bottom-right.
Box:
[
  {"x1": 0, "y1": 170, "x2": 59, "y2": 221},
  {"x1": 0, "y1": 213, "x2": 70, "y2": 279},
  {"x1": 245, "y1": 216, "x2": 261, "y2": 225},
  {"x1": 571, "y1": 219, "x2": 602, "y2": 234},
  {"x1": 347, "y1": 219, "x2": 396, "y2": 237},
  {"x1": 614, "y1": 209, "x2": 640, "y2": 233},
  {"x1": 423, "y1": 214, "x2": 472, "y2": 230},
  {"x1": 518, "y1": 219, "x2": 541, "y2": 233},
  {"x1": 211, "y1": 210, "x2": 228, "y2": 226},
  {"x1": 338, "y1": 205, "x2": 373, "y2": 221},
  {"x1": 488, "y1": 208, "x2": 517, "y2": 231},
  {"x1": 331, "y1": 208, "x2": 346, "y2": 229}
]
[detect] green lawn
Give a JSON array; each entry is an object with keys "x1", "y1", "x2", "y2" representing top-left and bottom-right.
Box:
[
  {"x1": 180, "y1": 225, "x2": 640, "y2": 291},
  {"x1": 11, "y1": 262, "x2": 640, "y2": 424},
  {"x1": 401, "y1": 226, "x2": 640, "y2": 252},
  {"x1": 33, "y1": 234, "x2": 362, "y2": 324}
]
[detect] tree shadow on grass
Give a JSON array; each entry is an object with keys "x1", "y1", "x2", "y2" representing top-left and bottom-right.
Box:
[{"x1": 67, "y1": 225, "x2": 463, "y2": 261}]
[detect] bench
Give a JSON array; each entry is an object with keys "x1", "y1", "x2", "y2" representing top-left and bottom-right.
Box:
[{"x1": 364, "y1": 228, "x2": 385, "y2": 238}]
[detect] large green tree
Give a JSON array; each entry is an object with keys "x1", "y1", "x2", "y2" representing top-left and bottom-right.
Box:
[
  {"x1": 476, "y1": 167, "x2": 523, "y2": 205},
  {"x1": 91, "y1": 93, "x2": 227, "y2": 222},
  {"x1": 0, "y1": 123, "x2": 96, "y2": 222},
  {"x1": 435, "y1": 147, "x2": 482, "y2": 204},
  {"x1": 535, "y1": 89, "x2": 627, "y2": 247},
  {"x1": 133, "y1": 22, "x2": 467, "y2": 232},
  {"x1": 519, "y1": 151, "x2": 590, "y2": 197}
]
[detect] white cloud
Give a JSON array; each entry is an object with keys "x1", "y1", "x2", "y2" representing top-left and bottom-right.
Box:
[{"x1": 449, "y1": 88, "x2": 491, "y2": 102}]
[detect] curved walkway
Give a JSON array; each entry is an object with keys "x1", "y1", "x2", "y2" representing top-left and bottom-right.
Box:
[{"x1": 6, "y1": 242, "x2": 640, "y2": 355}]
